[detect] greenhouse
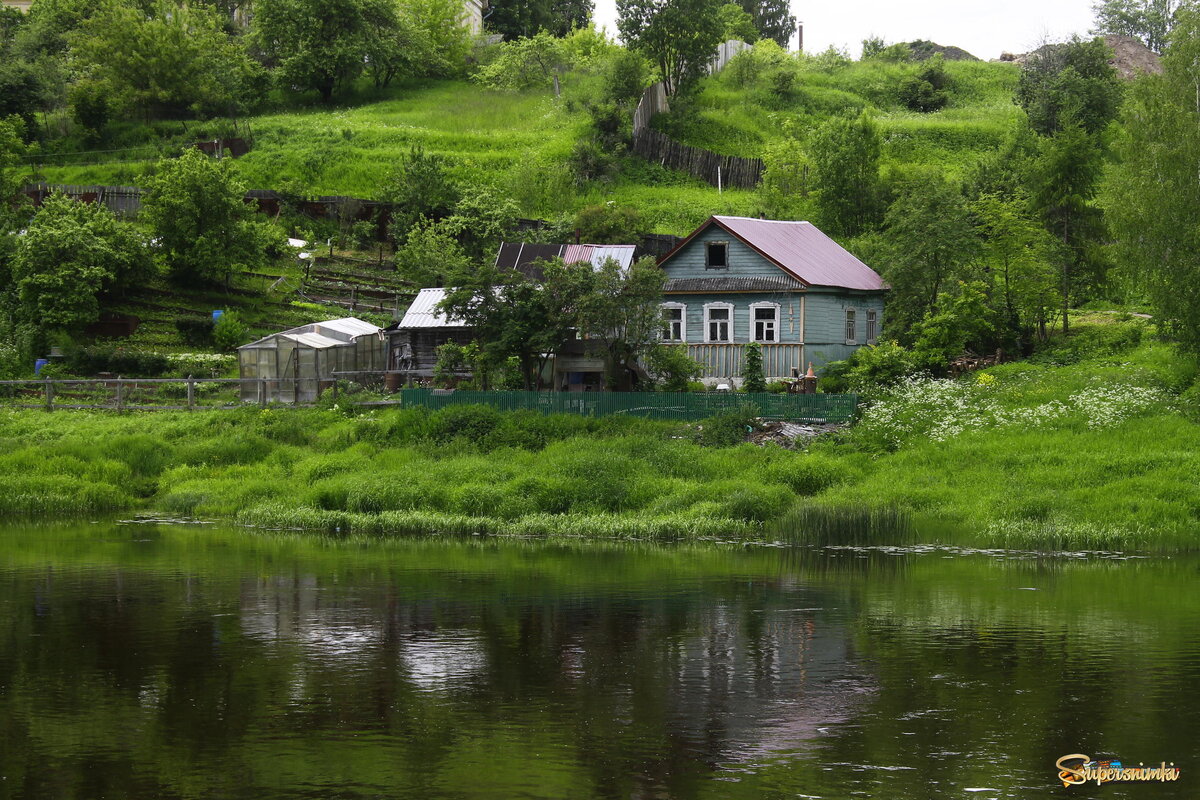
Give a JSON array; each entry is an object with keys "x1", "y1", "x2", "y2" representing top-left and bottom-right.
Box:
[{"x1": 237, "y1": 317, "x2": 386, "y2": 403}]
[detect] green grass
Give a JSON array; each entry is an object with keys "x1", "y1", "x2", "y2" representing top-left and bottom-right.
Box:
[
  {"x1": 28, "y1": 58, "x2": 1024, "y2": 235},
  {"x1": 660, "y1": 58, "x2": 1022, "y2": 179},
  {"x1": 6, "y1": 315, "x2": 1199, "y2": 551}
]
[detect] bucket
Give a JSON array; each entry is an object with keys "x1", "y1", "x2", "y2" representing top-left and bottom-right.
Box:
[{"x1": 385, "y1": 372, "x2": 402, "y2": 392}]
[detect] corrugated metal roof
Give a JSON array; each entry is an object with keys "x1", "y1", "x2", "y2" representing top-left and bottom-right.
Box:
[
  {"x1": 662, "y1": 217, "x2": 886, "y2": 292},
  {"x1": 495, "y1": 242, "x2": 637, "y2": 280},
  {"x1": 664, "y1": 275, "x2": 805, "y2": 293},
  {"x1": 398, "y1": 288, "x2": 468, "y2": 329},
  {"x1": 240, "y1": 317, "x2": 382, "y2": 350}
]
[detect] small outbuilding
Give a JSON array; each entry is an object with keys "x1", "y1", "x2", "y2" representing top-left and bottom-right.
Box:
[
  {"x1": 386, "y1": 288, "x2": 474, "y2": 381},
  {"x1": 238, "y1": 317, "x2": 386, "y2": 403}
]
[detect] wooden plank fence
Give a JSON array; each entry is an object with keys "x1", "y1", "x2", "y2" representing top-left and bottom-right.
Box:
[{"x1": 629, "y1": 41, "x2": 764, "y2": 190}]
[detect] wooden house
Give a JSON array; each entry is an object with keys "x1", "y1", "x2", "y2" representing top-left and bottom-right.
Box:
[
  {"x1": 386, "y1": 288, "x2": 475, "y2": 380},
  {"x1": 657, "y1": 216, "x2": 887, "y2": 384}
]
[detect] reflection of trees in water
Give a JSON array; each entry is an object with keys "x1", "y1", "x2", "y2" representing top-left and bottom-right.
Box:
[{"x1": 227, "y1": 572, "x2": 873, "y2": 794}]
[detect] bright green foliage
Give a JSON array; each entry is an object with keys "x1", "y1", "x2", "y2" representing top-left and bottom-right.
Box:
[
  {"x1": 879, "y1": 174, "x2": 979, "y2": 337},
  {"x1": 399, "y1": 0, "x2": 472, "y2": 78},
  {"x1": 1030, "y1": 121, "x2": 1106, "y2": 333},
  {"x1": 759, "y1": 120, "x2": 809, "y2": 218},
  {"x1": 1092, "y1": 0, "x2": 1193, "y2": 51},
  {"x1": 897, "y1": 55, "x2": 951, "y2": 112},
  {"x1": 475, "y1": 31, "x2": 568, "y2": 90},
  {"x1": 861, "y1": 36, "x2": 911, "y2": 62},
  {"x1": 382, "y1": 146, "x2": 461, "y2": 239},
  {"x1": 741, "y1": 342, "x2": 766, "y2": 392},
  {"x1": 809, "y1": 112, "x2": 882, "y2": 237},
  {"x1": 1015, "y1": 36, "x2": 1122, "y2": 136},
  {"x1": 212, "y1": 311, "x2": 249, "y2": 351},
  {"x1": 1106, "y1": 9, "x2": 1200, "y2": 351},
  {"x1": 907, "y1": 282, "x2": 999, "y2": 371},
  {"x1": 820, "y1": 340, "x2": 916, "y2": 394},
  {"x1": 393, "y1": 217, "x2": 472, "y2": 287},
  {"x1": 363, "y1": 2, "x2": 422, "y2": 89},
  {"x1": 252, "y1": 0, "x2": 391, "y2": 102},
  {"x1": 11, "y1": 193, "x2": 151, "y2": 335},
  {"x1": 450, "y1": 183, "x2": 522, "y2": 259},
  {"x1": 70, "y1": 1, "x2": 264, "y2": 119},
  {"x1": 574, "y1": 203, "x2": 642, "y2": 243},
  {"x1": 645, "y1": 343, "x2": 703, "y2": 391},
  {"x1": 617, "y1": 0, "x2": 724, "y2": 95},
  {"x1": 576, "y1": 256, "x2": 668, "y2": 388},
  {"x1": 716, "y1": 3, "x2": 757, "y2": 43},
  {"x1": 141, "y1": 149, "x2": 267, "y2": 287},
  {"x1": 972, "y1": 194, "x2": 1059, "y2": 347},
  {"x1": 603, "y1": 45, "x2": 652, "y2": 105}
]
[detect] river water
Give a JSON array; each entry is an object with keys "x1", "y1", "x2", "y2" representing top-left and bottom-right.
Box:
[{"x1": 0, "y1": 521, "x2": 1195, "y2": 799}]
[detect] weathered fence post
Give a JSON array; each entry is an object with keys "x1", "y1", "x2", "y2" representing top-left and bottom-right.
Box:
[
  {"x1": 259, "y1": 378, "x2": 267, "y2": 408},
  {"x1": 43, "y1": 376, "x2": 53, "y2": 412},
  {"x1": 115, "y1": 377, "x2": 124, "y2": 413},
  {"x1": 187, "y1": 375, "x2": 195, "y2": 411}
]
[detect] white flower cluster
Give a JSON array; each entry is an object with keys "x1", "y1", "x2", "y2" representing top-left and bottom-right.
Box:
[
  {"x1": 858, "y1": 376, "x2": 1167, "y2": 446},
  {"x1": 166, "y1": 353, "x2": 236, "y2": 366}
]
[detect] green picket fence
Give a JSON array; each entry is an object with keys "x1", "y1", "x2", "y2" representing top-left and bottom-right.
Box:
[{"x1": 398, "y1": 389, "x2": 859, "y2": 423}]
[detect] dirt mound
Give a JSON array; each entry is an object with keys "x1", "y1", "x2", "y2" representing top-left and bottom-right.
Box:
[
  {"x1": 1000, "y1": 35, "x2": 1162, "y2": 80},
  {"x1": 905, "y1": 40, "x2": 980, "y2": 62}
]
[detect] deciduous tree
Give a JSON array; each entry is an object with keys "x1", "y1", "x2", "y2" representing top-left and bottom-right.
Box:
[
  {"x1": 809, "y1": 112, "x2": 882, "y2": 238},
  {"x1": 1015, "y1": 36, "x2": 1122, "y2": 136},
  {"x1": 1092, "y1": 0, "x2": 1194, "y2": 51},
  {"x1": 141, "y1": 149, "x2": 268, "y2": 287},
  {"x1": 617, "y1": 0, "x2": 724, "y2": 95}
]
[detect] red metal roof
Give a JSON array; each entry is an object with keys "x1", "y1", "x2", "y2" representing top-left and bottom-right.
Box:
[{"x1": 661, "y1": 216, "x2": 886, "y2": 292}]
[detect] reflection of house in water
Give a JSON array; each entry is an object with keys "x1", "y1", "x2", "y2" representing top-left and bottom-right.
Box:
[{"x1": 236, "y1": 573, "x2": 871, "y2": 763}]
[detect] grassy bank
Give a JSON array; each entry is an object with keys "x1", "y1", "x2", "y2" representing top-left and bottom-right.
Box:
[{"x1": 2, "y1": 315, "x2": 1196, "y2": 550}]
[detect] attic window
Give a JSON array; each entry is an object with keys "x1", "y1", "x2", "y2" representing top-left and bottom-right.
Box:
[{"x1": 706, "y1": 241, "x2": 729, "y2": 270}]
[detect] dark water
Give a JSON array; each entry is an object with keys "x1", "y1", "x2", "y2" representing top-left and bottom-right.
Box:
[{"x1": 0, "y1": 523, "x2": 1196, "y2": 799}]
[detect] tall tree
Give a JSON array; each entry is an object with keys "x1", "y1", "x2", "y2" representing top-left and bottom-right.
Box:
[
  {"x1": 71, "y1": 0, "x2": 264, "y2": 119},
  {"x1": 141, "y1": 149, "x2": 268, "y2": 287},
  {"x1": 809, "y1": 112, "x2": 882, "y2": 238},
  {"x1": 1029, "y1": 122, "x2": 1106, "y2": 335},
  {"x1": 251, "y1": 0, "x2": 380, "y2": 102},
  {"x1": 972, "y1": 194, "x2": 1059, "y2": 346},
  {"x1": 738, "y1": 0, "x2": 794, "y2": 48},
  {"x1": 1105, "y1": 8, "x2": 1200, "y2": 350},
  {"x1": 880, "y1": 175, "x2": 980, "y2": 340},
  {"x1": 12, "y1": 193, "x2": 151, "y2": 335},
  {"x1": 617, "y1": 0, "x2": 723, "y2": 95},
  {"x1": 575, "y1": 255, "x2": 666, "y2": 389},
  {"x1": 487, "y1": 0, "x2": 593, "y2": 39},
  {"x1": 1092, "y1": 0, "x2": 1195, "y2": 51},
  {"x1": 1015, "y1": 36, "x2": 1123, "y2": 136}
]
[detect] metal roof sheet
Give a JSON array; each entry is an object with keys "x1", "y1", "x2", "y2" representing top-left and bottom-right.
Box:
[
  {"x1": 398, "y1": 288, "x2": 467, "y2": 329},
  {"x1": 495, "y1": 242, "x2": 637, "y2": 280},
  {"x1": 662, "y1": 217, "x2": 886, "y2": 292},
  {"x1": 239, "y1": 317, "x2": 382, "y2": 350}
]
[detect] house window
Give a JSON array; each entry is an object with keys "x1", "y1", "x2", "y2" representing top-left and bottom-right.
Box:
[
  {"x1": 661, "y1": 304, "x2": 686, "y2": 342},
  {"x1": 705, "y1": 241, "x2": 729, "y2": 270},
  {"x1": 845, "y1": 309, "x2": 857, "y2": 344},
  {"x1": 705, "y1": 303, "x2": 732, "y2": 342},
  {"x1": 866, "y1": 310, "x2": 878, "y2": 343},
  {"x1": 751, "y1": 303, "x2": 779, "y2": 343}
]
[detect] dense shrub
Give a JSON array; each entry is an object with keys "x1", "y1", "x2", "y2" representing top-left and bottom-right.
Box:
[
  {"x1": 65, "y1": 346, "x2": 170, "y2": 377},
  {"x1": 175, "y1": 317, "x2": 215, "y2": 347},
  {"x1": 697, "y1": 407, "x2": 759, "y2": 447}
]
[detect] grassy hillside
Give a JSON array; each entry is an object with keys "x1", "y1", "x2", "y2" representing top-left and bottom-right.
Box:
[
  {"x1": 30, "y1": 58, "x2": 1023, "y2": 236},
  {"x1": 657, "y1": 59, "x2": 1022, "y2": 177}
]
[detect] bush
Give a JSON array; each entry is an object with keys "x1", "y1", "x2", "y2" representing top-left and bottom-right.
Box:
[
  {"x1": 697, "y1": 407, "x2": 759, "y2": 447},
  {"x1": 646, "y1": 345, "x2": 704, "y2": 392},
  {"x1": 427, "y1": 404, "x2": 502, "y2": 444},
  {"x1": 212, "y1": 312, "x2": 249, "y2": 352}
]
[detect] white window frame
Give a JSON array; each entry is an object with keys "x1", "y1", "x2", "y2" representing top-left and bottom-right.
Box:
[
  {"x1": 750, "y1": 302, "x2": 781, "y2": 344},
  {"x1": 704, "y1": 302, "x2": 734, "y2": 343},
  {"x1": 845, "y1": 308, "x2": 857, "y2": 345},
  {"x1": 866, "y1": 309, "x2": 878, "y2": 344},
  {"x1": 660, "y1": 302, "x2": 687, "y2": 343}
]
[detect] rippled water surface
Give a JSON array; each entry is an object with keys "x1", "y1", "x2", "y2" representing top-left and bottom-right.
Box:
[{"x1": 0, "y1": 522, "x2": 1196, "y2": 799}]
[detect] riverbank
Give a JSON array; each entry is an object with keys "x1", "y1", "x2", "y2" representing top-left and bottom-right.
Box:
[{"x1": 1, "y1": 315, "x2": 1195, "y2": 550}]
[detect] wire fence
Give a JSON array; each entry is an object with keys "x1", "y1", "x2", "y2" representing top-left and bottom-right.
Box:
[
  {"x1": 397, "y1": 389, "x2": 859, "y2": 423},
  {"x1": 0, "y1": 379, "x2": 858, "y2": 422}
]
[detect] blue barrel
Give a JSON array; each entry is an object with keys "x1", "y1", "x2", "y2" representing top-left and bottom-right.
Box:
[
  {"x1": 34, "y1": 359, "x2": 49, "y2": 375},
  {"x1": 212, "y1": 309, "x2": 224, "y2": 321}
]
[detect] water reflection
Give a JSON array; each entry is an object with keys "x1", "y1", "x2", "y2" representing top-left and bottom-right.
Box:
[{"x1": 0, "y1": 524, "x2": 1196, "y2": 799}]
